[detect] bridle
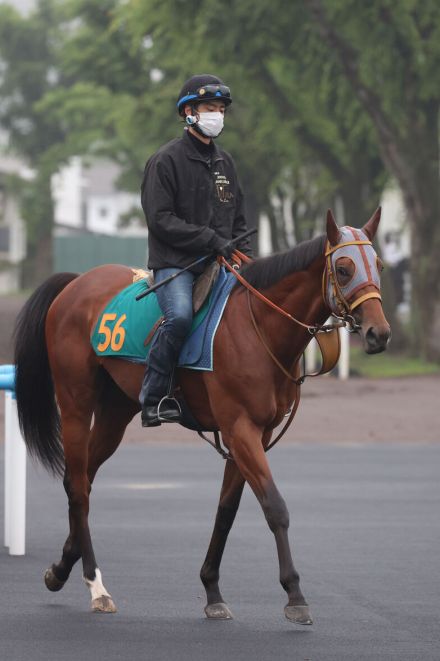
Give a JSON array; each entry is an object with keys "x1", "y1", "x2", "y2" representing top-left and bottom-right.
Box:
[
  {"x1": 323, "y1": 227, "x2": 382, "y2": 332},
  {"x1": 222, "y1": 227, "x2": 382, "y2": 335}
]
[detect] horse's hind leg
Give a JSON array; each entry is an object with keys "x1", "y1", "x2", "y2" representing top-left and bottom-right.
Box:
[
  {"x1": 44, "y1": 388, "x2": 94, "y2": 596},
  {"x1": 44, "y1": 476, "x2": 83, "y2": 592},
  {"x1": 200, "y1": 460, "x2": 245, "y2": 620},
  {"x1": 46, "y1": 377, "x2": 138, "y2": 613},
  {"x1": 84, "y1": 390, "x2": 138, "y2": 613}
]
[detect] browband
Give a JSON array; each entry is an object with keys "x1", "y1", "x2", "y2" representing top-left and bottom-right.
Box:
[{"x1": 325, "y1": 240, "x2": 372, "y2": 257}]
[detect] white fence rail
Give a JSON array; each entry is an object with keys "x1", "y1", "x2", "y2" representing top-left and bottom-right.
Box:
[{"x1": 1, "y1": 365, "x2": 26, "y2": 556}]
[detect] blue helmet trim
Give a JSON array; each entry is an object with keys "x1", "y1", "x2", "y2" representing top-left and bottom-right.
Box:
[{"x1": 177, "y1": 93, "x2": 199, "y2": 109}]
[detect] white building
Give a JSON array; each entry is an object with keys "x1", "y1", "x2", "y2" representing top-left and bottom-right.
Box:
[{"x1": 52, "y1": 157, "x2": 146, "y2": 238}]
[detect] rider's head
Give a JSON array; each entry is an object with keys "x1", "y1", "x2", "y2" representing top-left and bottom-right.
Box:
[{"x1": 177, "y1": 74, "x2": 232, "y2": 138}]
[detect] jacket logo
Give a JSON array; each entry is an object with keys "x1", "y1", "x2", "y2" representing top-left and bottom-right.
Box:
[{"x1": 214, "y1": 173, "x2": 233, "y2": 203}]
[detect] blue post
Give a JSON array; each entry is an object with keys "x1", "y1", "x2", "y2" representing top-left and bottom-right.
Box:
[{"x1": 0, "y1": 365, "x2": 15, "y2": 393}]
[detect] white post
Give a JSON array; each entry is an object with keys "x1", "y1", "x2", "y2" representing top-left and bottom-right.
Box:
[
  {"x1": 305, "y1": 336, "x2": 317, "y2": 373},
  {"x1": 4, "y1": 391, "x2": 12, "y2": 548},
  {"x1": 6, "y1": 394, "x2": 27, "y2": 555},
  {"x1": 338, "y1": 326, "x2": 350, "y2": 380}
]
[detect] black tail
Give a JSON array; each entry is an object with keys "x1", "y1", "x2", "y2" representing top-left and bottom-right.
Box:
[{"x1": 13, "y1": 272, "x2": 79, "y2": 477}]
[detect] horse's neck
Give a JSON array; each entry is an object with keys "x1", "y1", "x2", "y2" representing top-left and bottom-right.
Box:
[{"x1": 254, "y1": 256, "x2": 328, "y2": 364}]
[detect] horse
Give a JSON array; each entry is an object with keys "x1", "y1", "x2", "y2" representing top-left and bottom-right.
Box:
[{"x1": 13, "y1": 208, "x2": 390, "y2": 624}]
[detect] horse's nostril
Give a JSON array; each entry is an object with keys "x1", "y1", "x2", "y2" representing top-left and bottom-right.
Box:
[
  {"x1": 366, "y1": 327, "x2": 376, "y2": 344},
  {"x1": 366, "y1": 326, "x2": 390, "y2": 347}
]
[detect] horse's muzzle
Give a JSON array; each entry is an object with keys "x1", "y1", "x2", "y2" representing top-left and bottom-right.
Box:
[{"x1": 364, "y1": 325, "x2": 392, "y2": 354}]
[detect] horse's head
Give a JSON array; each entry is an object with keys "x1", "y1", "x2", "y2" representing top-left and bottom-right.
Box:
[{"x1": 324, "y1": 208, "x2": 391, "y2": 354}]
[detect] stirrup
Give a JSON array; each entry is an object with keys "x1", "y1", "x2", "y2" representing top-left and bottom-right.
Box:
[{"x1": 157, "y1": 395, "x2": 182, "y2": 422}]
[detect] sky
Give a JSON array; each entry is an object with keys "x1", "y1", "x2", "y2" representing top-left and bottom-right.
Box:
[{"x1": 0, "y1": 0, "x2": 35, "y2": 14}]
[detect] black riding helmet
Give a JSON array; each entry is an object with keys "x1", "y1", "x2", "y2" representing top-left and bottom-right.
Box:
[{"x1": 177, "y1": 74, "x2": 232, "y2": 116}]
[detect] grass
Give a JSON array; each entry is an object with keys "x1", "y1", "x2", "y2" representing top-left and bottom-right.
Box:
[{"x1": 349, "y1": 345, "x2": 440, "y2": 378}]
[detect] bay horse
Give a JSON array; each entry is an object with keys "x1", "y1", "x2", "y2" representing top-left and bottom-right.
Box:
[{"x1": 14, "y1": 209, "x2": 390, "y2": 624}]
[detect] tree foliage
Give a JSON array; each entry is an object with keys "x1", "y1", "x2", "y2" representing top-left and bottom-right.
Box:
[
  {"x1": 115, "y1": 0, "x2": 387, "y2": 239},
  {"x1": 305, "y1": 0, "x2": 440, "y2": 358},
  {"x1": 0, "y1": 1, "x2": 65, "y2": 281}
]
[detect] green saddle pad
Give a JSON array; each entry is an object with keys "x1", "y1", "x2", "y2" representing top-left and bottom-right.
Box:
[{"x1": 91, "y1": 279, "x2": 211, "y2": 362}]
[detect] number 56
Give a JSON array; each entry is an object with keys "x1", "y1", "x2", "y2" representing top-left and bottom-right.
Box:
[{"x1": 97, "y1": 313, "x2": 127, "y2": 352}]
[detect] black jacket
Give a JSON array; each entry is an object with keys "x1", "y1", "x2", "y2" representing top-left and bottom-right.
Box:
[{"x1": 141, "y1": 129, "x2": 252, "y2": 272}]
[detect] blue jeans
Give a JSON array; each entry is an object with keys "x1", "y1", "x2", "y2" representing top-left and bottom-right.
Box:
[{"x1": 139, "y1": 268, "x2": 195, "y2": 406}]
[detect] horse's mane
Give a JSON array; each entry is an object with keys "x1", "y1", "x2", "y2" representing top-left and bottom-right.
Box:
[{"x1": 237, "y1": 234, "x2": 327, "y2": 290}]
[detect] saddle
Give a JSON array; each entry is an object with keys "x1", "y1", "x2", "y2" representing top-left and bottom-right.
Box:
[
  {"x1": 133, "y1": 261, "x2": 220, "y2": 314},
  {"x1": 92, "y1": 262, "x2": 233, "y2": 366}
]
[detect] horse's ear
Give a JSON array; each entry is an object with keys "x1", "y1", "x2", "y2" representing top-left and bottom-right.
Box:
[
  {"x1": 326, "y1": 209, "x2": 340, "y2": 246},
  {"x1": 362, "y1": 206, "x2": 381, "y2": 240}
]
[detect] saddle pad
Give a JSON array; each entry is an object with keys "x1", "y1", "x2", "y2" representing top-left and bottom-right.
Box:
[
  {"x1": 91, "y1": 267, "x2": 236, "y2": 370},
  {"x1": 178, "y1": 268, "x2": 235, "y2": 369}
]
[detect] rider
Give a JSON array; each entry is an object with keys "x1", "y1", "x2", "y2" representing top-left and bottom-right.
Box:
[{"x1": 140, "y1": 73, "x2": 252, "y2": 427}]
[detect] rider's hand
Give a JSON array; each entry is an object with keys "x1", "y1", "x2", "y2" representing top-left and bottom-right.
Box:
[{"x1": 216, "y1": 240, "x2": 234, "y2": 260}]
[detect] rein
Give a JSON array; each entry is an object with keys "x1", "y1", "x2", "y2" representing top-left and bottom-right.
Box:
[
  {"x1": 221, "y1": 251, "x2": 339, "y2": 333},
  {"x1": 200, "y1": 237, "x2": 380, "y2": 461},
  {"x1": 245, "y1": 290, "x2": 340, "y2": 384},
  {"x1": 199, "y1": 249, "x2": 342, "y2": 460}
]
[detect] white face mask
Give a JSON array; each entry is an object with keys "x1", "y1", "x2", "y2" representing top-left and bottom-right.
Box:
[{"x1": 196, "y1": 111, "x2": 224, "y2": 138}]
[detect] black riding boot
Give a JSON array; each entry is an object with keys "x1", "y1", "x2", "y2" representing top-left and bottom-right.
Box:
[
  {"x1": 140, "y1": 373, "x2": 182, "y2": 427},
  {"x1": 140, "y1": 327, "x2": 183, "y2": 427}
]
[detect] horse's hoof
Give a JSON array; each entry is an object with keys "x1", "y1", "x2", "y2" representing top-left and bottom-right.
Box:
[
  {"x1": 284, "y1": 604, "x2": 313, "y2": 625},
  {"x1": 91, "y1": 595, "x2": 117, "y2": 613},
  {"x1": 204, "y1": 602, "x2": 234, "y2": 620},
  {"x1": 44, "y1": 566, "x2": 66, "y2": 592}
]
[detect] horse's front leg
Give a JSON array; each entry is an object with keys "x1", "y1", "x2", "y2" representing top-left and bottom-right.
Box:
[
  {"x1": 200, "y1": 459, "x2": 245, "y2": 619},
  {"x1": 225, "y1": 417, "x2": 313, "y2": 625}
]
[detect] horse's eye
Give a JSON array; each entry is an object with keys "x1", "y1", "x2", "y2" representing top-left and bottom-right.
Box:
[{"x1": 337, "y1": 267, "x2": 349, "y2": 277}]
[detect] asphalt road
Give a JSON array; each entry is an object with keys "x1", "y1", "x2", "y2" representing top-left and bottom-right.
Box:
[{"x1": 0, "y1": 442, "x2": 439, "y2": 661}]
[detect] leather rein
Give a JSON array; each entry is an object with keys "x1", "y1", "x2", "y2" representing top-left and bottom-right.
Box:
[{"x1": 199, "y1": 238, "x2": 380, "y2": 460}]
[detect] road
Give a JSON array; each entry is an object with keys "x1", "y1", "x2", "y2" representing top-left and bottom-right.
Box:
[{"x1": 0, "y1": 442, "x2": 439, "y2": 661}]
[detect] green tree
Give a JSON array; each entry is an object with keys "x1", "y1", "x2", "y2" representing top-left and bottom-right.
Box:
[
  {"x1": 305, "y1": 0, "x2": 440, "y2": 360},
  {"x1": 0, "y1": 1, "x2": 65, "y2": 283},
  {"x1": 116, "y1": 0, "x2": 387, "y2": 244},
  {"x1": 36, "y1": 0, "x2": 159, "y2": 190},
  {"x1": 0, "y1": 0, "x2": 152, "y2": 281}
]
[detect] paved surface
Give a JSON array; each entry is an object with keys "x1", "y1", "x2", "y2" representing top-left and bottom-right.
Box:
[{"x1": 1, "y1": 443, "x2": 439, "y2": 660}]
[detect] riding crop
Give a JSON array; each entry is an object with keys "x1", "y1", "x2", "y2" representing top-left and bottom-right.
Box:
[{"x1": 135, "y1": 228, "x2": 257, "y2": 301}]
